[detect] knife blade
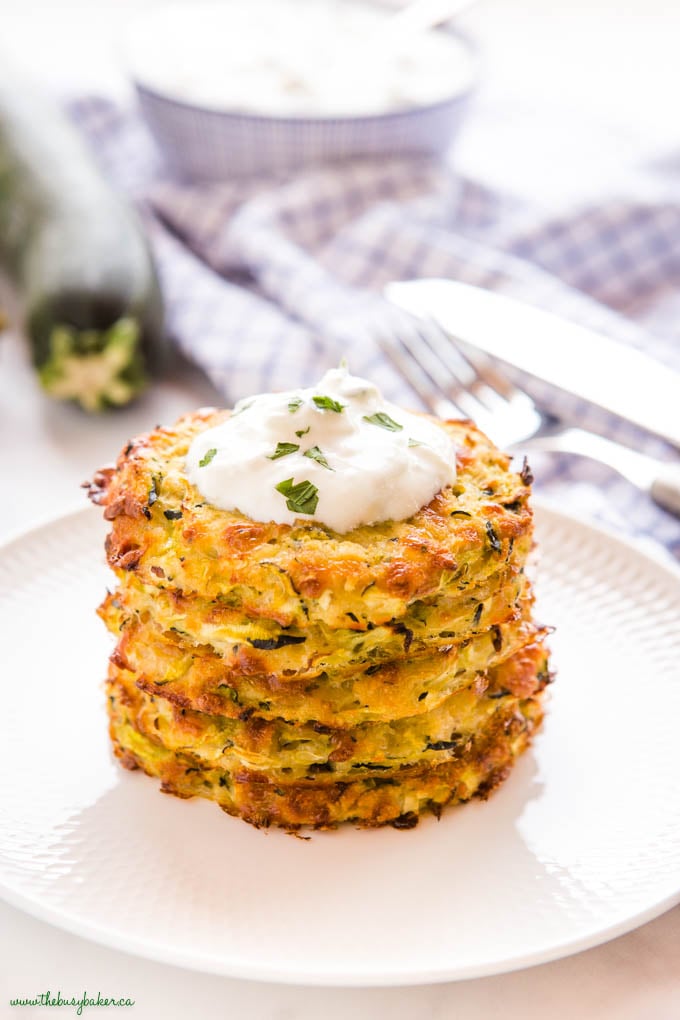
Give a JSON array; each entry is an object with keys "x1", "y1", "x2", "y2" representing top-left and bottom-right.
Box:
[{"x1": 386, "y1": 278, "x2": 680, "y2": 450}]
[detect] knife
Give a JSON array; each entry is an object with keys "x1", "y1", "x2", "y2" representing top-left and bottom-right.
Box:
[{"x1": 385, "y1": 279, "x2": 680, "y2": 450}]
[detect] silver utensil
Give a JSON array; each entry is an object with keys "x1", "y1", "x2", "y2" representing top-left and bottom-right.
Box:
[
  {"x1": 386, "y1": 278, "x2": 680, "y2": 450},
  {"x1": 375, "y1": 309, "x2": 680, "y2": 519}
]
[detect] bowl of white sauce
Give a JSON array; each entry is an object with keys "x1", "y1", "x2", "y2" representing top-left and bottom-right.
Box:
[{"x1": 126, "y1": 0, "x2": 477, "y2": 180}]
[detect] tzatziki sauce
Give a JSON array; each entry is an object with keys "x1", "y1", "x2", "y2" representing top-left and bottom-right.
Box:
[
  {"x1": 128, "y1": 0, "x2": 474, "y2": 118},
  {"x1": 185, "y1": 367, "x2": 456, "y2": 533}
]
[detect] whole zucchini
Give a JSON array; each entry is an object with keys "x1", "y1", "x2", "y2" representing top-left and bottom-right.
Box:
[{"x1": 0, "y1": 74, "x2": 165, "y2": 411}]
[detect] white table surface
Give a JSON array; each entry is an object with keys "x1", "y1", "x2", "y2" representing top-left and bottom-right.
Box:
[{"x1": 1, "y1": 1, "x2": 679, "y2": 1016}]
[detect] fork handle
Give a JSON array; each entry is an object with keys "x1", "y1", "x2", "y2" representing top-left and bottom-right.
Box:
[
  {"x1": 651, "y1": 464, "x2": 680, "y2": 519},
  {"x1": 520, "y1": 427, "x2": 680, "y2": 521}
]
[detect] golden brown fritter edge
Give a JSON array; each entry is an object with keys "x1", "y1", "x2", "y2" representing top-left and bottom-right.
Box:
[
  {"x1": 108, "y1": 689, "x2": 545, "y2": 830},
  {"x1": 107, "y1": 637, "x2": 550, "y2": 776},
  {"x1": 102, "y1": 568, "x2": 533, "y2": 684},
  {"x1": 86, "y1": 411, "x2": 534, "y2": 630},
  {"x1": 105, "y1": 595, "x2": 547, "y2": 725}
]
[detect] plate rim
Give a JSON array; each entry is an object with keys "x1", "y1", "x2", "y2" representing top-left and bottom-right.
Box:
[{"x1": 1, "y1": 501, "x2": 679, "y2": 986}]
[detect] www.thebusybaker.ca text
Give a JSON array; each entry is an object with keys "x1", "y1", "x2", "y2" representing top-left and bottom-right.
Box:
[{"x1": 9, "y1": 990, "x2": 135, "y2": 1015}]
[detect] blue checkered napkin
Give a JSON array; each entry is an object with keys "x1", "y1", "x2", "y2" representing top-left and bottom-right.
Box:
[{"x1": 70, "y1": 97, "x2": 680, "y2": 558}]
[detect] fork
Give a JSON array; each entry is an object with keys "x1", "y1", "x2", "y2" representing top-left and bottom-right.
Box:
[{"x1": 375, "y1": 311, "x2": 680, "y2": 519}]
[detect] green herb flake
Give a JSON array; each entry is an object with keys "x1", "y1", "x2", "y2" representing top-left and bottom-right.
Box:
[
  {"x1": 485, "y1": 520, "x2": 502, "y2": 553},
  {"x1": 232, "y1": 399, "x2": 254, "y2": 417},
  {"x1": 288, "y1": 397, "x2": 303, "y2": 413},
  {"x1": 198, "y1": 448, "x2": 217, "y2": 467},
  {"x1": 520, "y1": 456, "x2": 534, "y2": 486},
  {"x1": 148, "y1": 477, "x2": 159, "y2": 506},
  {"x1": 312, "y1": 395, "x2": 345, "y2": 413},
  {"x1": 303, "y1": 445, "x2": 332, "y2": 470},
  {"x1": 425, "y1": 738, "x2": 460, "y2": 751},
  {"x1": 408, "y1": 437, "x2": 425, "y2": 447},
  {"x1": 363, "y1": 411, "x2": 403, "y2": 432},
  {"x1": 275, "y1": 477, "x2": 319, "y2": 515},
  {"x1": 295, "y1": 426, "x2": 311, "y2": 438},
  {"x1": 250, "y1": 633, "x2": 307, "y2": 650},
  {"x1": 268, "y1": 442, "x2": 300, "y2": 461}
]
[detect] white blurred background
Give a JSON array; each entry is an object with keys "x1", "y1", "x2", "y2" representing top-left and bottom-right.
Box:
[{"x1": 3, "y1": 0, "x2": 680, "y2": 201}]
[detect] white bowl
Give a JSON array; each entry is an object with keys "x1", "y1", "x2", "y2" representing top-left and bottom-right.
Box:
[{"x1": 127, "y1": 1, "x2": 478, "y2": 180}]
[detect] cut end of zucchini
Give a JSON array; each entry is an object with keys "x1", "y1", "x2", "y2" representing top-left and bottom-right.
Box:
[{"x1": 38, "y1": 317, "x2": 148, "y2": 412}]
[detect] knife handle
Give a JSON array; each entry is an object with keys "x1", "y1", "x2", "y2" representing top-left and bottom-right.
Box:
[{"x1": 651, "y1": 464, "x2": 680, "y2": 519}]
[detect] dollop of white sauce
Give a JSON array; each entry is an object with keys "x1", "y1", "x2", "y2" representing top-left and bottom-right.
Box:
[
  {"x1": 128, "y1": 0, "x2": 474, "y2": 117},
  {"x1": 185, "y1": 368, "x2": 456, "y2": 533}
]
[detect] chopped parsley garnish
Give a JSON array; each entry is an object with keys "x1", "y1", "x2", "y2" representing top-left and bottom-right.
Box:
[
  {"x1": 313, "y1": 395, "x2": 345, "y2": 413},
  {"x1": 268, "y1": 442, "x2": 299, "y2": 460},
  {"x1": 303, "y1": 445, "x2": 332, "y2": 470},
  {"x1": 198, "y1": 448, "x2": 217, "y2": 467},
  {"x1": 408, "y1": 437, "x2": 424, "y2": 447},
  {"x1": 275, "y1": 477, "x2": 319, "y2": 515},
  {"x1": 295, "y1": 426, "x2": 311, "y2": 438},
  {"x1": 288, "y1": 397, "x2": 303, "y2": 413},
  {"x1": 363, "y1": 412, "x2": 403, "y2": 432}
]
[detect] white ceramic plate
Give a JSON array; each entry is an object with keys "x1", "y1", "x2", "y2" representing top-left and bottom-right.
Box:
[{"x1": 1, "y1": 505, "x2": 679, "y2": 986}]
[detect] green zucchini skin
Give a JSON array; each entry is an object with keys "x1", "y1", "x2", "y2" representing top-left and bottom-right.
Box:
[{"x1": 0, "y1": 75, "x2": 166, "y2": 410}]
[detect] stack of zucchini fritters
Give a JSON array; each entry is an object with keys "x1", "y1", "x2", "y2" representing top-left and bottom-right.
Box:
[{"x1": 89, "y1": 409, "x2": 551, "y2": 830}]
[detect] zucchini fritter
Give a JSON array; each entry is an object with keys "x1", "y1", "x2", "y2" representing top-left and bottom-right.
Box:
[
  {"x1": 104, "y1": 599, "x2": 545, "y2": 724},
  {"x1": 89, "y1": 408, "x2": 550, "y2": 830},
  {"x1": 108, "y1": 689, "x2": 545, "y2": 829},
  {"x1": 102, "y1": 570, "x2": 534, "y2": 683},
  {"x1": 88, "y1": 412, "x2": 533, "y2": 629},
  {"x1": 107, "y1": 638, "x2": 550, "y2": 778}
]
